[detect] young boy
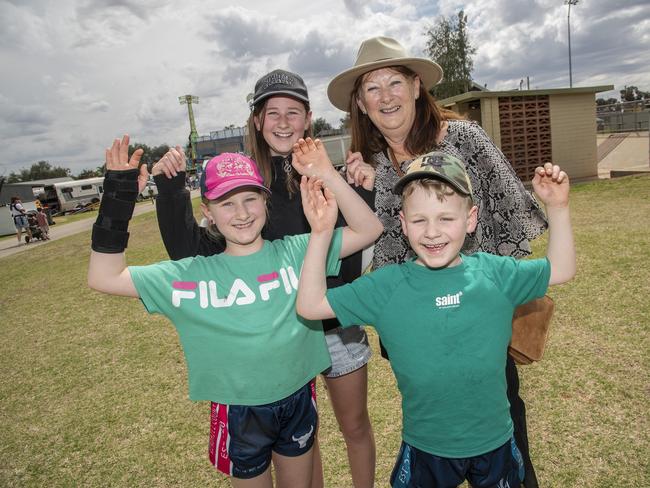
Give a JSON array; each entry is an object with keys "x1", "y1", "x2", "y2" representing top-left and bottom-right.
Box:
[{"x1": 297, "y1": 151, "x2": 576, "y2": 488}]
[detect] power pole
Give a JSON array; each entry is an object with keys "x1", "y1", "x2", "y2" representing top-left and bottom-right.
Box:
[
  {"x1": 566, "y1": 0, "x2": 579, "y2": 88},
  {"x1": 179, "y1": 95, "x2": 199, "y2": 168}
]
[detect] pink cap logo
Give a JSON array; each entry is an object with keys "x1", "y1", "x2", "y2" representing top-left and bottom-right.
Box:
[
  {"x1": 215, "y1": 155, "x2": 256, "y2": 178},
  {"x1": 202, "y1": 153, "x2": 270, "y2": 200}
]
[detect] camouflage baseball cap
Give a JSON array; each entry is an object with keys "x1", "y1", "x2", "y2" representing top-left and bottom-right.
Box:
[{"x1": 392, "y1": 151, "x2": 473, "y2": 196}]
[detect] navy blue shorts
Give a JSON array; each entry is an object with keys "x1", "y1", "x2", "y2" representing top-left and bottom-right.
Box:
[
  {"x1": 208, "y1": 381, "x2": 317, "y2": 479},
  {"x1": 391, "y1": 437, "x2": 525, "y2": 488}
]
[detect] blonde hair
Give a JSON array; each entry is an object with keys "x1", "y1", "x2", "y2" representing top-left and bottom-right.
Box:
[
  {"x1": 244, "y1": 98, "x2": 312, "y2": 196},
  {"x1": 401, "y1": 178, "x2": 473, "y2": 210},
  {"x1": 348, "y1": 66, "x2": 464, "y2": 165}
]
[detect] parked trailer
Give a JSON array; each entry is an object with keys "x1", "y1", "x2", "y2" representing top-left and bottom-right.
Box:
[{"x1": 48, "y1": 177, "x2": 105, "y2": 213}]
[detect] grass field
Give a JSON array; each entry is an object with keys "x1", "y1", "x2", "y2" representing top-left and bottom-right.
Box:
[{"x1": 1, "y1": 175, "x2": 648, "y2": 487}]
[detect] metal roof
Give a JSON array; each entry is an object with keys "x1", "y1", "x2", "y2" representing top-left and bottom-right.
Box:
[{"x1": 438, "y1": 85, "x2": 615, "y2": 107}]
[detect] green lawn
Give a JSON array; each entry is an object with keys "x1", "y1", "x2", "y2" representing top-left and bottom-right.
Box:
[{"x1": 1, "y1": 176, "x2": 648, "y2": 487}]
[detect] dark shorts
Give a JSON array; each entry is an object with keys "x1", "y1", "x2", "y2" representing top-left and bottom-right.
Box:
[
  {"x1": 208, "y1": 381, "x2": 317, "y2": 479},
  {"x1": 391, "y1": 436, "x2": 525, "y2": 488}
]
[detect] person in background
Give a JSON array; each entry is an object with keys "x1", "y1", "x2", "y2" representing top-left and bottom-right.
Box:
[
  {"x1": 9, "y1": 196, "x2": 32, "y2": 245},
  {"x1": 35, "y1": 207, "x2": 50, "y2": 240}
]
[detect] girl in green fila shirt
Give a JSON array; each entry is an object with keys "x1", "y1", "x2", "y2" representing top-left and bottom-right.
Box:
[{"x1": 87, "y1": 134, "x2": 382, "y2": 488}]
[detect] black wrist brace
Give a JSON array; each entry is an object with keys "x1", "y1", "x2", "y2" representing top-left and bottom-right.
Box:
[
  {"x1": 91, "y1": 169, "x2": 139, "y2": 253},
  {"x1": 154, "y1": 171, "x2": 187, "y2": 194}
]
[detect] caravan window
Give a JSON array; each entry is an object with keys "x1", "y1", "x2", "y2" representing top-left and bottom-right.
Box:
[{"x1": 81, "y1": 184, "x2": 93, "y2": 190}]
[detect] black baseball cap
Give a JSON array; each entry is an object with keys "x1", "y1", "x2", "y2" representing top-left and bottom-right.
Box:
[{"x1": 251, "y1": 69, "x2": 310, "y2": 107}]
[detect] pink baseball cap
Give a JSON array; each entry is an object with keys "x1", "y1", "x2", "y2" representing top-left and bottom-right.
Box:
[{"x1": 200, "y1": 153, "x2": 270, "y2": 200}]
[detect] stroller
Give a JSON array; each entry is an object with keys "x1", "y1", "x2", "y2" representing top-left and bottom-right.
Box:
[{"x1": 25, "y1": 212, "x2": 45, "y2": 243}]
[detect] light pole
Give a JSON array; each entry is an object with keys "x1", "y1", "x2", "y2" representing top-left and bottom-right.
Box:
[
  {"x1": 566, "y1": 0, "x2": 579, "y2": 88},
  {"x1": 179, "y1": 95, "x2": 199, "y2": 167}
]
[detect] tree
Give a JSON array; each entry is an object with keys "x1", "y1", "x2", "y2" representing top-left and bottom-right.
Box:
[
  {"x1": 424, "y1": 10, "x2": 476, "y2": 100},
  {"x1": 620, "y1": 86, "x2": 650, "y2": 102},
  {"x1": 224, "y1": 124, "x2": 236, "y2": 130},
  {"x1": 128, "y1": 142, "x2": 170, "y2": 170},
  {"x1": 76, "y1": 168, "x2": 103, "y2": 179},
  {"x1": 311, "y1": 117, "x2": 333, "y2": 137},
  {"x1": 339, "y1": 114, "x2": 350, "y2": 131},
  {"x1": 596, "y1": 97, "x2": 619, "y2": 106},
  {"x1": 7, "y1": 160, "x2": 71, "y2": 183},
  {"x1": 596, "y1": 97, "x2": 621, "y2": 112}
]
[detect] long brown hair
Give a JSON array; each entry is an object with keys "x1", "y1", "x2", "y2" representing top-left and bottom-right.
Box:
[
  {"x1": 348, "y1": 65, "x2": 462, "y2": 165},
  {"x1": 244, "y1": 98, "x2": 313, "y2": 195}
]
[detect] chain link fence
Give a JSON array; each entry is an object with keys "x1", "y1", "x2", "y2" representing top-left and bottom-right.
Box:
[{"x1": 597, "y1": 100, "x2": 650, "y2": 133}]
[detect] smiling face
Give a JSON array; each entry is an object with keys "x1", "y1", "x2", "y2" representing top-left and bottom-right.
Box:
[
  {"x1": 356, "y1": 67, "x2": 420, "y2": 140},
  {"x1": 201, "y1": 188, "x2": 268, "y2": 256},
  {"x1": 399, "y1": 181, "x2": 477, "y2": 269},
  {"x1": 254, "y1": 96, "x2": 312, "y2": 157}
]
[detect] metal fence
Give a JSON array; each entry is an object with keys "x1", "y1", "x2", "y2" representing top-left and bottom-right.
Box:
[{"x1": 597, "y1": 101, "x2": 650, "y2": 133}]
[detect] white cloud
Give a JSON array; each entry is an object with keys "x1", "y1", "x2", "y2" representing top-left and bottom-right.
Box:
[{"x1": 1, "y1": 0, "x2": 648, "y2": 175}]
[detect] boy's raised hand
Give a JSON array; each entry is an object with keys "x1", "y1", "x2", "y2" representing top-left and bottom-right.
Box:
[
  {"x1": 106, "y1": 134, "x2": 148, "y2": 193},
  {"x1": 292, "y1": 137, "x2": 337, "y2": 180},
  {"x1": 151, "y1": 145, "x2": 186, "y2": 178},
  {"x1": 300, "y1": 176, "x2": 338, "y2": 234},
  {"x1": 532, "y1": 162, "x2": 569, "y2": 209}
]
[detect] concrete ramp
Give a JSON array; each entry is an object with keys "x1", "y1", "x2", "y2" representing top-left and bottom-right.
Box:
[
  {"x1": 597, "y1": 132, "x2": 650, "y2": 177},
  {"x1": 597, "y1": 133, "x2": 628, "y2": 162}
]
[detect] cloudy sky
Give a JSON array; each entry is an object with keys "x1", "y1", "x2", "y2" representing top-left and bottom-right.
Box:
[{"x1": 1, "y1": 0, "x2": 648, "y2": 176}]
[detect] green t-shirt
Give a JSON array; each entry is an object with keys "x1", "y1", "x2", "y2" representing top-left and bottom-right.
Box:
[
  {"x1": 327, "y1": 252, "x2": 550, "y2": 458},
  {"x1": 129, "y1": 230, "x2": 342, "y2": 405}
]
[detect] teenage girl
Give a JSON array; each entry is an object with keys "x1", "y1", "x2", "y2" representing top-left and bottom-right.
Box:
[{"x1": 152, "y1": 70, "x2": 377, "y2": 487}]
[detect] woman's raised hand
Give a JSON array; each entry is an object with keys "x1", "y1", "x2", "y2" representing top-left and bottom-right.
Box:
[{"x1": 345, "y1": 150, "x2": 375, "y2": 191}]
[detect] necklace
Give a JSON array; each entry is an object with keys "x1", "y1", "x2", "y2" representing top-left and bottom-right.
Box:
[
  {"x1": 282, "y1": 156, "x2": 292, "y2": 174},
  {"x1": 387, "y1": 147, "x2": 405, "y2": 177}
]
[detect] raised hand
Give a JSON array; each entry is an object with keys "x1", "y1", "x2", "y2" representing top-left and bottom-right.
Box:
[
  {"x1": 151, "y1": 145, "x2": 186, "y2": 178},
  {"x1": 345, "y1": 150, "x2": 375, "y2": 191},
  {"x1": 300, "y1": 176, "x2": 338, "y2": 234},
  {"x1": 291, "y1": 137, "x2": 337, "y2": 180},
  {"x1": 532, "y1": 162, "x2": 569, "y2": 209},
  {"x1": 105, "y1": 134, "x2": 148, "y2": 193}
]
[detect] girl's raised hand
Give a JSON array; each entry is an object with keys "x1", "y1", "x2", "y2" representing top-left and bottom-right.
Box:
[
  {"x1": 151, "y1": 145, "x2": 186, "y2": 178},
  {"x1": 299, "y1": 176, "x2": 338, "y2": 234},
  {"x1": 105, "y1": 134, "x2": 148, "y2": 193},
  {"x1": 291, "y1": 137, "x2": 337, "y2": 179}
]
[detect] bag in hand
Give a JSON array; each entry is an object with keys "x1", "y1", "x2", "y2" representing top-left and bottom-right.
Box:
[{"x1": 509, "y1": 296, "x2": 555, "y2": 365}]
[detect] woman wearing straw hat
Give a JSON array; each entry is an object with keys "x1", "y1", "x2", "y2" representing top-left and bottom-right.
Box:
[{"x1": 328, "y1": 36, "x2": 547, "y2": 488}]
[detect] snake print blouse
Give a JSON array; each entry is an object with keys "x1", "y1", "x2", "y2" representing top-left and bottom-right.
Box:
[{"x1": 371, "y1": 119, "x2": 548, "y2": 270}]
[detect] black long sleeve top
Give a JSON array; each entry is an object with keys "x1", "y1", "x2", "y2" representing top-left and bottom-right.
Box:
[{"x1": 154, "y1": 156, "x2": 375, "y2": 332}]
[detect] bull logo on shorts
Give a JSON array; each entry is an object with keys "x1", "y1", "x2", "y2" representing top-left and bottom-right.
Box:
[{"x1": 291, "y1": 424, "x2": 314, "y2": 449}]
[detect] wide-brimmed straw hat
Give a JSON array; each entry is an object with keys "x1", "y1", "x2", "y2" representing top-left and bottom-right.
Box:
[{"x1": 327, "y1": 36, "x2": 443, "y2": 111}]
